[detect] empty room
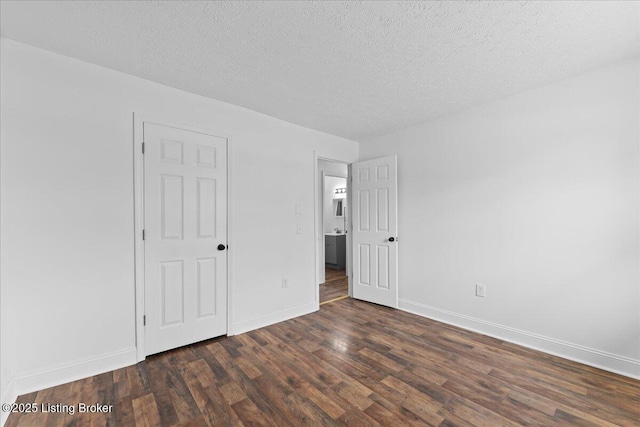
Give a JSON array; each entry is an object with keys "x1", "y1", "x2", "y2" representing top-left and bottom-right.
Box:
[{"x1": 1, "y1": 1, "x2": 638, "y2": 426}]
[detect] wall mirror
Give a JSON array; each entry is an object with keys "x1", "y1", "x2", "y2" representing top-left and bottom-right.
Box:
[{"x1": 334, "y1": 199, "x2": 344, "y2": 217}]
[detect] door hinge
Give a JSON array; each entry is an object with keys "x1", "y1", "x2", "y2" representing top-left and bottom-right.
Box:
[
  {"x1": 142, "y1": 142, "x2": 145, "y2": 154},
  {"x1": 143, "y1": 315, "x2": 146, "y2": 326},
  {"x1": 142, "y1": 229, "x2": 145, "y2": 240}
]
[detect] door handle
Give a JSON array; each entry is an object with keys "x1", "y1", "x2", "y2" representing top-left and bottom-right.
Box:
[
  {"x1": 388, "y1": 237, "x2": 397, "y2": 242},
  {"x1": 217, "y1": 244, "x2": 228, "y2": 251}
]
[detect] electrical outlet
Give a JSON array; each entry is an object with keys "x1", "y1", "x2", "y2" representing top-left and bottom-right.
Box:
[
  {"x1": 282, "y1": 278, "x2": 288, "y2": 288},
  {"x1": 296, "y1": 224, "x2": 302, "y2": 234},
  {"x1": 476, "y1": 284, "x2": 486, "y2": 298}
]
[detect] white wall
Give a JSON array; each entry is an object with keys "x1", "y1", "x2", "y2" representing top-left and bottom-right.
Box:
[
  {"x1": 0, "y1": 38, "x2": 358, "y2": 414},
  {"x1": 324, "y1": 176, "x2": 347, "y2": 233},
  {"x1": 360, "y1": 58, "x2": 640, "y2": 378}
]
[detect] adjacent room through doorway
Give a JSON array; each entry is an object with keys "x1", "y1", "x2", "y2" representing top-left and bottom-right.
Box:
[{"x1": 317, "y1": 159, "x2": 350, "y2": 306}]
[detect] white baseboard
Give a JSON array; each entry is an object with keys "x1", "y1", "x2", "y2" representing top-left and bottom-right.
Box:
[
  {"x1": 1, "y1": 347, "x2": 136, "y2": 426},
  {"x1": 399, "y1": 298, "x2": 640, "y2": 380},
  {"x1": 230, "y1": 301, "x2": 318, "y2": 336},
  {"x1": 1, "y1": 378, "x2": 17, "y2": 427},
  {"x1": 12, "y1": 347, "x2": 137, "y2": 398}
]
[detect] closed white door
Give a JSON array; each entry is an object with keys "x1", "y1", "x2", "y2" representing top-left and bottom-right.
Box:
[
  {"x1": 352, "y1": 155, "x2": 398, "y2": 308},
  {"x1": 144, "y1": 122, "x2": 227, "y2": 356}
]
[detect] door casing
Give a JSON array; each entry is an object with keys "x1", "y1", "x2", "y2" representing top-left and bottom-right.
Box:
[
  {"x1": 315, "y1": 155, "x2": 353, "y2": 304},
  {"x1": 133, "y1": 113, "x2": 234, "y2": 361}
]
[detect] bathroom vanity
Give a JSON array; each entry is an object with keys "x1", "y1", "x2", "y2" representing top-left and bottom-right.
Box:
[{"x1": 325, "y1": 233, "x2": 346, "y2": 269}]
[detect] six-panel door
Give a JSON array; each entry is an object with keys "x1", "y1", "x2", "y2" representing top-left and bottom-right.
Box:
[
  {"x1": 352, "y1": 155, "x2": 398, "y2": 308},
  {"x1": 144, "y1": 122, "x2": 227, "y2": 356}
]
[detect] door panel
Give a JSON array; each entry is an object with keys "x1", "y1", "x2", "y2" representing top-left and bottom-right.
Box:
[
  {"x1": 196, "y1": 178, "x2": 217, "y2": 238},
  {"x1": 161, "y1": 174, "x2": 184, "y2": 239},
  {"x1": 144, "y1": 122, "x2": 227, "y2": 356},
  {"x1": 196, "y1": 257, "x2": 217, "y2": 317},
  {"x1": 352, "y1": 155, "x2": 398, "y2": 308},
  {"x1": 358, "y1": 190, "x2": 370, "y2": 231},
  {"x1": 359, "y1": 244, "x2": 370, "y2": 285},
  {"x1": 161, "y1": 260, "x2": 184, "y2": 326}
]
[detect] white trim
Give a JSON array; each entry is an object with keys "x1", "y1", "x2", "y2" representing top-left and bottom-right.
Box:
[
  {"x1": 133, "y1": 113, "x2": 146, "y2": 361},
  {"x1": 399, "y1": 298, "x2": 640, "y2": 380},
  {"x1": 232, "y1": 301, "x2": 317, "y2": 336},
  {"x1": 133, "y1": 113, "x2": 233, "y2": 355},
  {"x1": 1, "y1": 378, "x2": 17, "y2": 426},
  {"x1": 316, "y1": 153, "x2": 322, "y2": 287},
  {"x1": 346, "y1": 163, "x2": 353, "y2": 296},
  {"x1": 320, "y1": 171, "x2": 326, "y2": 285},
  {"x1": 11, "y1": 347, "x2": 137, "y2": 398},
  {"x1": 226, "y1": 134, "x2": 235, "y2": 336}
]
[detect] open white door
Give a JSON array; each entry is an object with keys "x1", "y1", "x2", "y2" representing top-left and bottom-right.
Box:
[
  {"x1": 352, "y1": 155, "x2": 398, "y2": 308},
  {"x1": 144, "y1": 122, "x2": 227, "y2": 355}
]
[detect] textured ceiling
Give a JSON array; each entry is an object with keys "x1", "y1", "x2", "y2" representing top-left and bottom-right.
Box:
[{"x1": 1, "y1": 1, "x2": 638, "y2": 140}]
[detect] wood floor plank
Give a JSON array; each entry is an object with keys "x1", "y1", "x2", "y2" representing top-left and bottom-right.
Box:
[
  {"x1": 231, "y1": 398, "x2": 276, "y2": 427},
  {"x1": 380, "y1": 374, "x2": 445, "y2": 422},
  {"x1": 332, "y1": 380, "x2": 374, "y2": 412},
  {"x1": 366, "y1": 380, "x2": 444, "y2": 426},
  {"x1": 219, "y1": 381, "x2": 248, "y2": 406},
  {"x1": 43, "y1": 381, "x2": 72, "y2": 427},
  {"x1": 126, "y1": 363, "x2": 152, "y2": 399},
  {"x1": 113, "y1": 397, "x2": 136, "y2": 427},
  {"x1": 64, "y1": 376, "x2": 94, "y2": 427},
  {"x1": 367, "y1": 392, "x2": 434, "y2": 427},
  {"x1": 5, "y1": 298, "x2": 639, "y2": 426},
  {"x1": 131, "y1": 393, "x2": 162, "y2": 427},
  {"x1": 256, "y1": 373, "x2": 337, "y2": 426},
  {"x1": 143, "y1": 355, "x2": 181, "y2": 425},
  {"x1": 207, "y1": 343, "x2": 295, "y2": 427},
  {"x1": 180, "y1": 359, "x2": 233, "y2": 426},
  {"x1": 320, "y1": 268, "x2": 348, "y2": 304},
  {"x1": 17, "y1": 386, "x2": 57, "y2": 427},
  {"x1": 363, "y1": 401, "x2": 407, "y2": 426},
  {"x1": 335, "y1": 408, "x2": 381, "y2": 427},
  {"x1": 489, "y1": 367, "x2": 635, "y2": 425},
  {"x1": 506, "y1": 388, "x2": 558, "y2": 416},
  {"x1": 443, "y1": 379, "x2": 557, "y2": 427},
  {"x1": 237, "y1": 337, "x2": 347, "y2": 419}
]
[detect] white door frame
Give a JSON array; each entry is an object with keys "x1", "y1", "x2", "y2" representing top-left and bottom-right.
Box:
[
  {"x1": 314, "y1": 154, "x2": 353, "y2": 304},
  {"x1": 133, "y1": 113, "x2": 234, "y2": 362},
  {"x1": 320, "y1": 170, "x2": 326, "y2": 284}
]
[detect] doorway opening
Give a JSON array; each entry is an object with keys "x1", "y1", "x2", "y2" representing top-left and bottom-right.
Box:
[{"x1": 317, "y1": 158, "x2": 351, "y2": 306}]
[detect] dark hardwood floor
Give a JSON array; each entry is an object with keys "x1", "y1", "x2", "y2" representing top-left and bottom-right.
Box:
[
  {"x1": 320, "y1": 268, "x2": 348, "y2": 304},
  {"x1": 7, "y1": 298, "x2": 640, "y2": 426}
]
